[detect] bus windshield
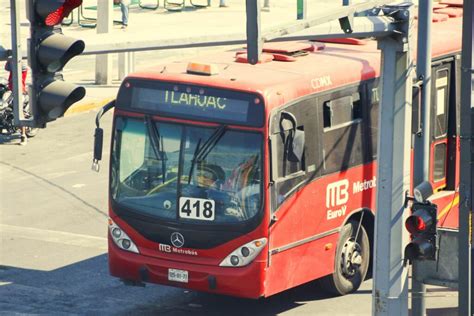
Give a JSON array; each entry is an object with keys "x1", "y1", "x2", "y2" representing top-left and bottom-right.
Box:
[{"x1": 111, "y1": 117, "x2": 263, "y2": 224}]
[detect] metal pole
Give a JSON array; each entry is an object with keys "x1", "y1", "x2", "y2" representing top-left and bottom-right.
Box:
[
  {"x1": 246, "y1": 0, "x2": 261, "y2": 65},
  {"x1": 373, "y1": 4, "x2": 413, "y2": 316},
  {"x1": 414, "y1": 0, "x2": 433, "y2": 188},
  {"x1": 10, "y1": 0, "x2": 24, "y2": 126},
  {"x1": 411, "y1": 1, "x2": 432, "y2": 315},
  {"x1": 459, "y1": 0, "x2": 473, "y2": 314}
]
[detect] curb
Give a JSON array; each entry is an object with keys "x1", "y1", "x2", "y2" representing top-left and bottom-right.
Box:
[{"x1": 65, "y1": 97, "x2": 114, "y2": 116}]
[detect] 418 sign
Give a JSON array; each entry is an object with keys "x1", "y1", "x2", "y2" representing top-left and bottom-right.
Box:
[{"x1": 179, "y1": 197, "x2": 215, "y2": 221}]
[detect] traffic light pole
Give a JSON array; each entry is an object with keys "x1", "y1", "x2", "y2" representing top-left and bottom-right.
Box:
[
  {"x1": 244, "y1": 2, "x2": 413, "y2": 314},
  {"x1": 458, "y1": 0, "x2": 473, "y2": 314},
  {"x1": 411, "y1": 1, "x2": 433, "y2": 315},
  {"x1": 245, "y1": 0, "x2": 261, "y2": 65},
  {"x1": 372, "y1": 4, "x2": 413, "y2": 315},
  {"x1": 10, "y1": 0, "x2": 25, "y2": 126}
]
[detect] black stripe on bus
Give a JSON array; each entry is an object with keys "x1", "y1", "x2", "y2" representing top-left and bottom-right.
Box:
[{"x1": 270, "y1": 228, "x2": 340, "y2": 255}]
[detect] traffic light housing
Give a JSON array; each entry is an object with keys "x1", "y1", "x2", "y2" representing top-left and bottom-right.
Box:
[
  {"x1": 404, "y1": 201, "x2": 438, "y2": 263},
  {"x1": 27, "y1": 0, "x2": 85, "y2": 127}
]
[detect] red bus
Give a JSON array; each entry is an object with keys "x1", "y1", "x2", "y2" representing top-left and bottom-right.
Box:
[{"x1": 105, "y1": 9, "x2": 463, "y2": 298}]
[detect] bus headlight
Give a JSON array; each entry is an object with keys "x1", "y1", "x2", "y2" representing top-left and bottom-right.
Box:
[
  {"x1": 108, "y1": 218, "x2": 139, "y2": 254},
  {"x1": 219, "y1": 238, "x2": 267, "y2": 267}
]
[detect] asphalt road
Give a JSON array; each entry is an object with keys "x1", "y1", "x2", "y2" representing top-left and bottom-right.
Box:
[{"x1": 0, "y1": 109, "x2": 459, "y2": 315}]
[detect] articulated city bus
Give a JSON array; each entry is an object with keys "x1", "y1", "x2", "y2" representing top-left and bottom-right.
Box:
[{"x1": 104, "y1": 8, "x2": 462, "y2": 298}]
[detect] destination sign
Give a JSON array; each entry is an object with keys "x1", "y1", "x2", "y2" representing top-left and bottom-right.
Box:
[{"x1": 126, "y1": 84, "x2": 264, "y2": 127}]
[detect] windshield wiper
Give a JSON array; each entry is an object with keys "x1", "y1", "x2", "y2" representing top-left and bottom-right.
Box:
[
  {"x1": 145, "y1": 116, "x2": 167, "y2": 183},
  {"x1": 187, "y1": 125, "x2": 226, "y2": 184},
  {"x1": 187, "y1": 138, "x2": 202, "y2": 184}
]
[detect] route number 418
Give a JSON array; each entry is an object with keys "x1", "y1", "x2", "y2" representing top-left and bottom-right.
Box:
[{"x1": 179, "y1": 197, "x2": 215, "y2": 221}]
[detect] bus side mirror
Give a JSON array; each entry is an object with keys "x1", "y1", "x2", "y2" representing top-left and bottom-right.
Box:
[
  {"x1": 280, "y1": 112, "x2": 305, "y2": 162},
  {"x1": 93, "y1": 127, "x2": 104, "y2": 163}
]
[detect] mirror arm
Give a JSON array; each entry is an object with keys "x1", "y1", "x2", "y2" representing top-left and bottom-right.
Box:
[{"x1": 92, "y1": 100, "x2": 116, "y2": 172}]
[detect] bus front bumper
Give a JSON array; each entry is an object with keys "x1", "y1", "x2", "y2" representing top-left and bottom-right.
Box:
[{"x1": 108, "y1": 240, "x2": 266, "y2": 299}]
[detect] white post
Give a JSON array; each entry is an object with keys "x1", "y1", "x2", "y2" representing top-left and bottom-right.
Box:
[
  {"x1": 10, "y1": 0, "x2": 24, "y2": 125},
  {"x1": 95, "y1": 0, "x2": 113, "y2": 85},
  {"x1": 118, "y1": 52, "x2": 135, "y2": 80}
]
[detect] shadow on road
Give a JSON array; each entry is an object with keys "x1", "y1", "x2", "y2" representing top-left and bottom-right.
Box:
[
  {"x1": 0, "y1": 254, "x2": 187, "y2": 314},
  {"x1": 0, "y1": 248, "x2": 455, "y2": 315},
  {"x1": 132, "y1": 278, "x2": 369, "y2": 316},
  {"x1": 0, "y1": 252, "x2": 365, "y2": 315}
]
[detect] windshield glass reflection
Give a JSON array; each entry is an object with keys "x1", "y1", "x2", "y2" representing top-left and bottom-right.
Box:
[{"x1": 112, "y1": 117, "x2": 262, "y2": 224}]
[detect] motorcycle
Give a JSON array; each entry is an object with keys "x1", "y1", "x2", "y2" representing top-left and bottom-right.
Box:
[{"x1": 0, "y1": 76, "x2": 38, "y2": 138}]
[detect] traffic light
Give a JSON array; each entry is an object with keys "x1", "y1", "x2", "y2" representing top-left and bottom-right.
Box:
[
  {"x1": 27, "y1": 0, "x2": 85, "y2": 127},
  {"x1": 404, "y1": 201, "x2": 438, "y2": 262}
]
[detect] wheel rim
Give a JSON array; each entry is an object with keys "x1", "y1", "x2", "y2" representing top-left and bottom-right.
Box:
[{"x1": 340, "y1": 237, "x2": 363, "y2": 278}]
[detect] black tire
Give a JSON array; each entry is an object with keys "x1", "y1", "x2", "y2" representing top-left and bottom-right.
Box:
[{"x1": 319, "y1": 220, "x2": 370, "y2": 296}]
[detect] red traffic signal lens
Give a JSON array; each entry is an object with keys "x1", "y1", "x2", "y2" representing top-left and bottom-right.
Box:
[
  {"x1": 405, "y1": 215, "x2": 426, "y2": 234},
  {"x1": 44, "y1": 0, "x2": 82, "y2": 26},
  {"x1": 406, "y1": 207, "x2": 436, "y2": 235}
]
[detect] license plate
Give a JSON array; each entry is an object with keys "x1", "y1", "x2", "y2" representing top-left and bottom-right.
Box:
[
  {"x1": 168, "y1": 268, "x2": 188, "y2": 283},
  {"x1": 179, "y1": 197, "x2": 215, "y2": 221}
]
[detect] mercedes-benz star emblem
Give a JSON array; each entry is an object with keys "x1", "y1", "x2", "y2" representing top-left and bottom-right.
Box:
[{"x1": 170, "y1": 232, "x2": 185, "y2": 248}]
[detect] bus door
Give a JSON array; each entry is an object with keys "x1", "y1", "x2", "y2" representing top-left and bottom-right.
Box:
[
  {"x1": 430, "y1": 60, "x2": 455, "y2": 192},
  {"x1": 269, "y1": 96, "x2": 320, "y2": 222},
  {"x1": 266, "y1": 95, "x2": 324, "y2": 294}
]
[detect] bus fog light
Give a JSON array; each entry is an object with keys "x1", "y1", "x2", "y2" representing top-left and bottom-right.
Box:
[
  {"x1": 122, "y1": 239, "x2": 131, "y2": 249},
  {"x1": 112, "y1": 227, "x2": 122, "y2": 238},
  {"x1": 220, "y1": 238, "x2": 267, "y2": 267},
  {"x1": 108, "y1": 218, "x2": 140, "y2": 254},
  {"x1": 230, "y1": 255, "x2": 240, "y2": 266}
]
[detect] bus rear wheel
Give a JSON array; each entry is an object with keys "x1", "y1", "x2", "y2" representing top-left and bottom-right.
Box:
[{"x1": 319, "y1": 220, "x2": 369, "y2": 296}]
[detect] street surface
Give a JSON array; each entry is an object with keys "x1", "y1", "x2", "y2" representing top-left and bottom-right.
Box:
[{"x1": 0, "y1": 110, "x2": 458, "y2": 315}]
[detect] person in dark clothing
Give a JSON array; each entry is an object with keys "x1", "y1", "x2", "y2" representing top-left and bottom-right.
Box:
[{"x1": 5, "y1": 60, "x2": 28, "y2": 145}]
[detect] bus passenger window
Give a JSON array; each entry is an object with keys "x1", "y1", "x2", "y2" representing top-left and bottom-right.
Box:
[
  {"x1": 431, "y1": 67, "x2": 450, "y2": 188},
  {"x1": 321, "y1": 92, "x2": 364, "y2": 175},
  {"x1": 434, "y1": 70, "x2": 449, "y2": 139},
  {"x1": 367, "y1": 85, "x2": 379, "y2": 160},
  {"x1": 272, "y1": 111, "x2": 306, "y2": 196},
  {"x1": 323, "y1": 94, "x2": 361, "y2": 129},
  {"x1": 433, "y1": 143, "x2": 447, "y2": 182}
]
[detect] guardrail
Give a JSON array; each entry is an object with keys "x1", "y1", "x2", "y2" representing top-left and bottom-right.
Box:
[{"x1": 81, "y1": 16, "x2": 394, "y2": 55}]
